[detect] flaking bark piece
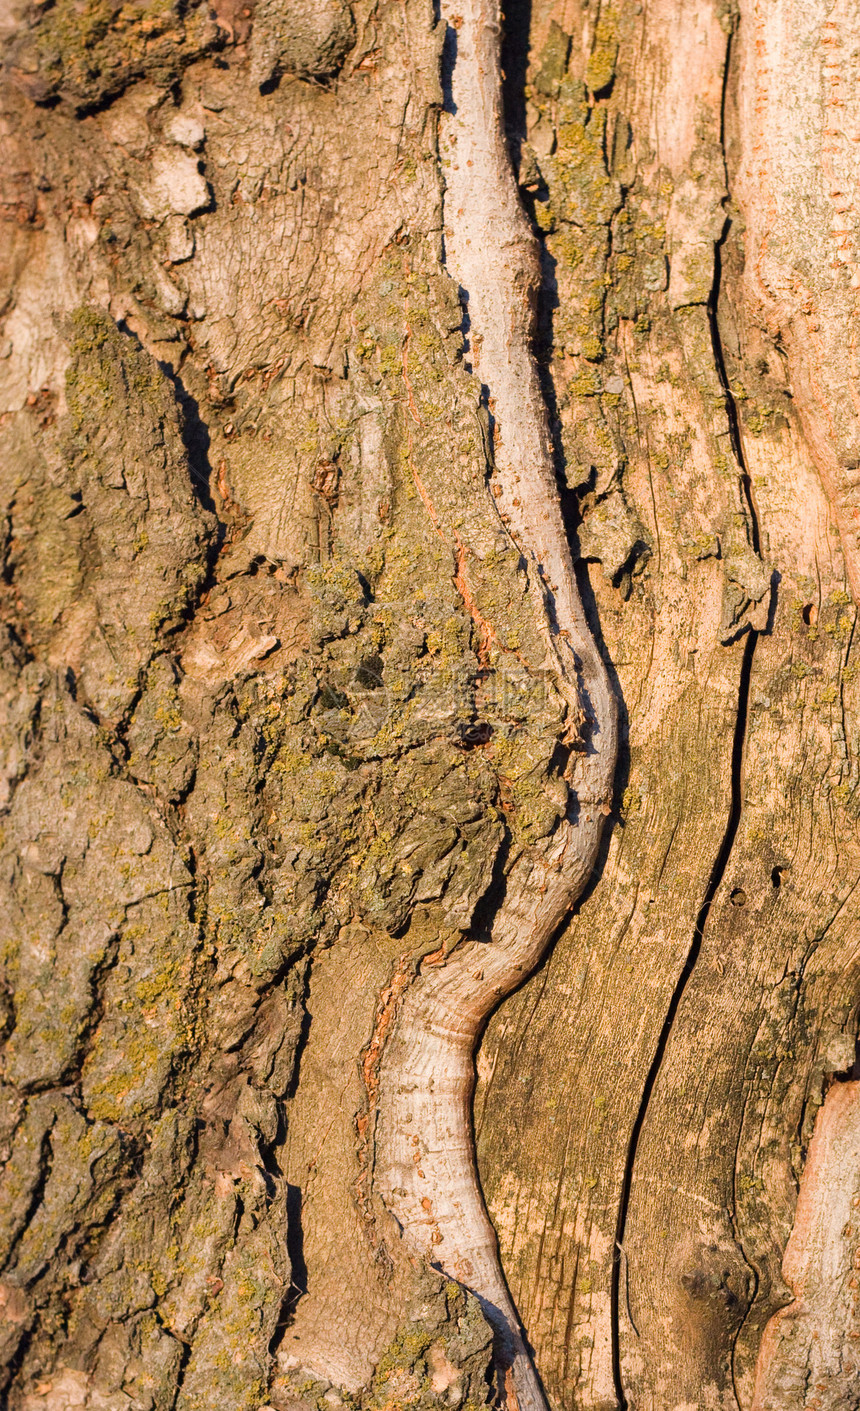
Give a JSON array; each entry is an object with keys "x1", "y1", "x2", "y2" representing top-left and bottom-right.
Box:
[{"x1": 751, "y1": 1080, "x2": 860, "y2": 1411}]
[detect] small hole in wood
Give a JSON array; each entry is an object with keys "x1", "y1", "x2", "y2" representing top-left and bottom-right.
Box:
[
  {"x1": 771, "y1": 866, "x2": 783, "y2": 888},
  {"x1": 802, "y1": 603, "x2": 814, "y2": 626},
  {"x1": 455, "y1": 722, "x2": 493, "y2": 749},
  {"x1": 729, "y1": 887, "x2": 747, "y2": 907}
]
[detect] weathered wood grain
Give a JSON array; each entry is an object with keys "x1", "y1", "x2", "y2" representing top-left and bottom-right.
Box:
[{"x1": 476, "y1": 3, "x2": 860, "y2": 1410}]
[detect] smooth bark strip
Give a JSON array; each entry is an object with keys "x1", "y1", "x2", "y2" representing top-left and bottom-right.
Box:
[
  {"x1": 751, "y1": 1081, "x2": 860, "y2": 1410},
  {"x1": 736, "y1": 0, "x2": 860, "y2": 600},
  {"x1": 374, "y1": 4, "x2": 617, "y2": 1408}
]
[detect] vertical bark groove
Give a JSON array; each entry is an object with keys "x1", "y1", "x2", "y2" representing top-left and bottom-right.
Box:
[{"x1": 611, "y1": 622, "x2": 758, "y2": 1410}]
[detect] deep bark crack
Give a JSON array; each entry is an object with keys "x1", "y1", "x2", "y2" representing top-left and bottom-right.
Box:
[
  {"x1": 610, "y1": 626, "x2": 758, "y2": 1409},
  {"x1": 610, "y1": 196, "x2": 766, "y2": 1398}
]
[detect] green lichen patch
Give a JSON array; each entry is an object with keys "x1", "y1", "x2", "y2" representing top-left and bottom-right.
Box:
[
  {"x1": 6, "y1": 0, "x2": 221, "y2": 111},
  {"x1": 127, "y1": 654, "x2": 198, "y2": 802},
  {"x1": 175, "y1": 1227, "x2": 286, "y2": 1411},
  {"x1": 62, "y1": 306, "x2": 214, "y2": 721},
  {"x1": 533, "y1": 20, "x2": 571, "y2": 99},
  {"x1": 0, "y1": 678, "x2": 194, "y2": 1093},
  {"x1": 81, "y1": 890, "x2": 200, "y2": 1126},
  {"x1": 250, "y1": 0, "x2": 356, "y2": 87},
  {"x1": 362, "y1": 1283, "x2": 493, "y2": 1411},
  {"x1": 585, "y1": 11, "x2": 619, "y2": 96},
  {"x1": 1, "y1": 1094, "x2": 126, "y2": 1287},
  {"x1": 268, "y1": 1280, "x2": 494, "y2": 1411}
]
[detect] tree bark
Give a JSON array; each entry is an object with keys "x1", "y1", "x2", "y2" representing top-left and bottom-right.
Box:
[{"x1": 1, "y1": 2, "x2": 859, "y2": 1410}]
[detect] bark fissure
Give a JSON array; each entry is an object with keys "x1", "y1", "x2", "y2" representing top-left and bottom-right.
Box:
[
  {"x1": 605, "y1": 47, "x2": 774, "y2": 1388},
  {"x1": 611, "y1": 625, "x2": 758, "y2": 1408}
]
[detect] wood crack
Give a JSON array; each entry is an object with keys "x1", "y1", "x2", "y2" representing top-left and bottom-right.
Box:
[
  {"x1": 610, "y1": 234, "x2": 767, "y2": 1399},
  {"x1": 610, "y1": 625, "x2": 758, "y2": 1409}
]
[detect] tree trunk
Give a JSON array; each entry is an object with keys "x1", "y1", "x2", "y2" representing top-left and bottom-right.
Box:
[{"x1": 1, "y1": 1, "x2": 859, "y2": 1409}]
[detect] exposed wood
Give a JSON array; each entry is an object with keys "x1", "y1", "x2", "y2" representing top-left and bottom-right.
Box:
[
  {"x1": 751, "y1": 1080, "x2": 860, "y2": 1411},
  {"x1": 476, "y1": 3, "x2": 860, "y2": 1410}
]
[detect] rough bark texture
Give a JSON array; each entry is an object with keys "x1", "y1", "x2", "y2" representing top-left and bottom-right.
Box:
[{"x1": 1, "y1": 1, "x2": 860, "y2": 1410}]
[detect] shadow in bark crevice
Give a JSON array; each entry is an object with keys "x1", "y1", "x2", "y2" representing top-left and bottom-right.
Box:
[
  {"x1": 267, "y1": 1184, "x2": 309, "y2": 1358},
  {"x1": 440, "y1": 20, "x2": 458, "y2": 117},
  {"x1": 573, "y1": 557, "x2": 630, "y2": 845},
  {"x1": 500, "y1": 0, "x2": 531, "y2": 174},
  {"x1": 281, "y1": 1183, "x2": 309, "y2": 1325},
  {"x1": 283, "y1": 955, "x2": 313, "y2": 1104},
  {"x1": 0, "y1": 1323, "x2": 34, "y2": 1401},
  {"x1": 155, "y1": 359, "x2": 222, "y2": 527},
  {"x1": 267, "y1": 958, "x2": 314, "y2": 1358}
]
